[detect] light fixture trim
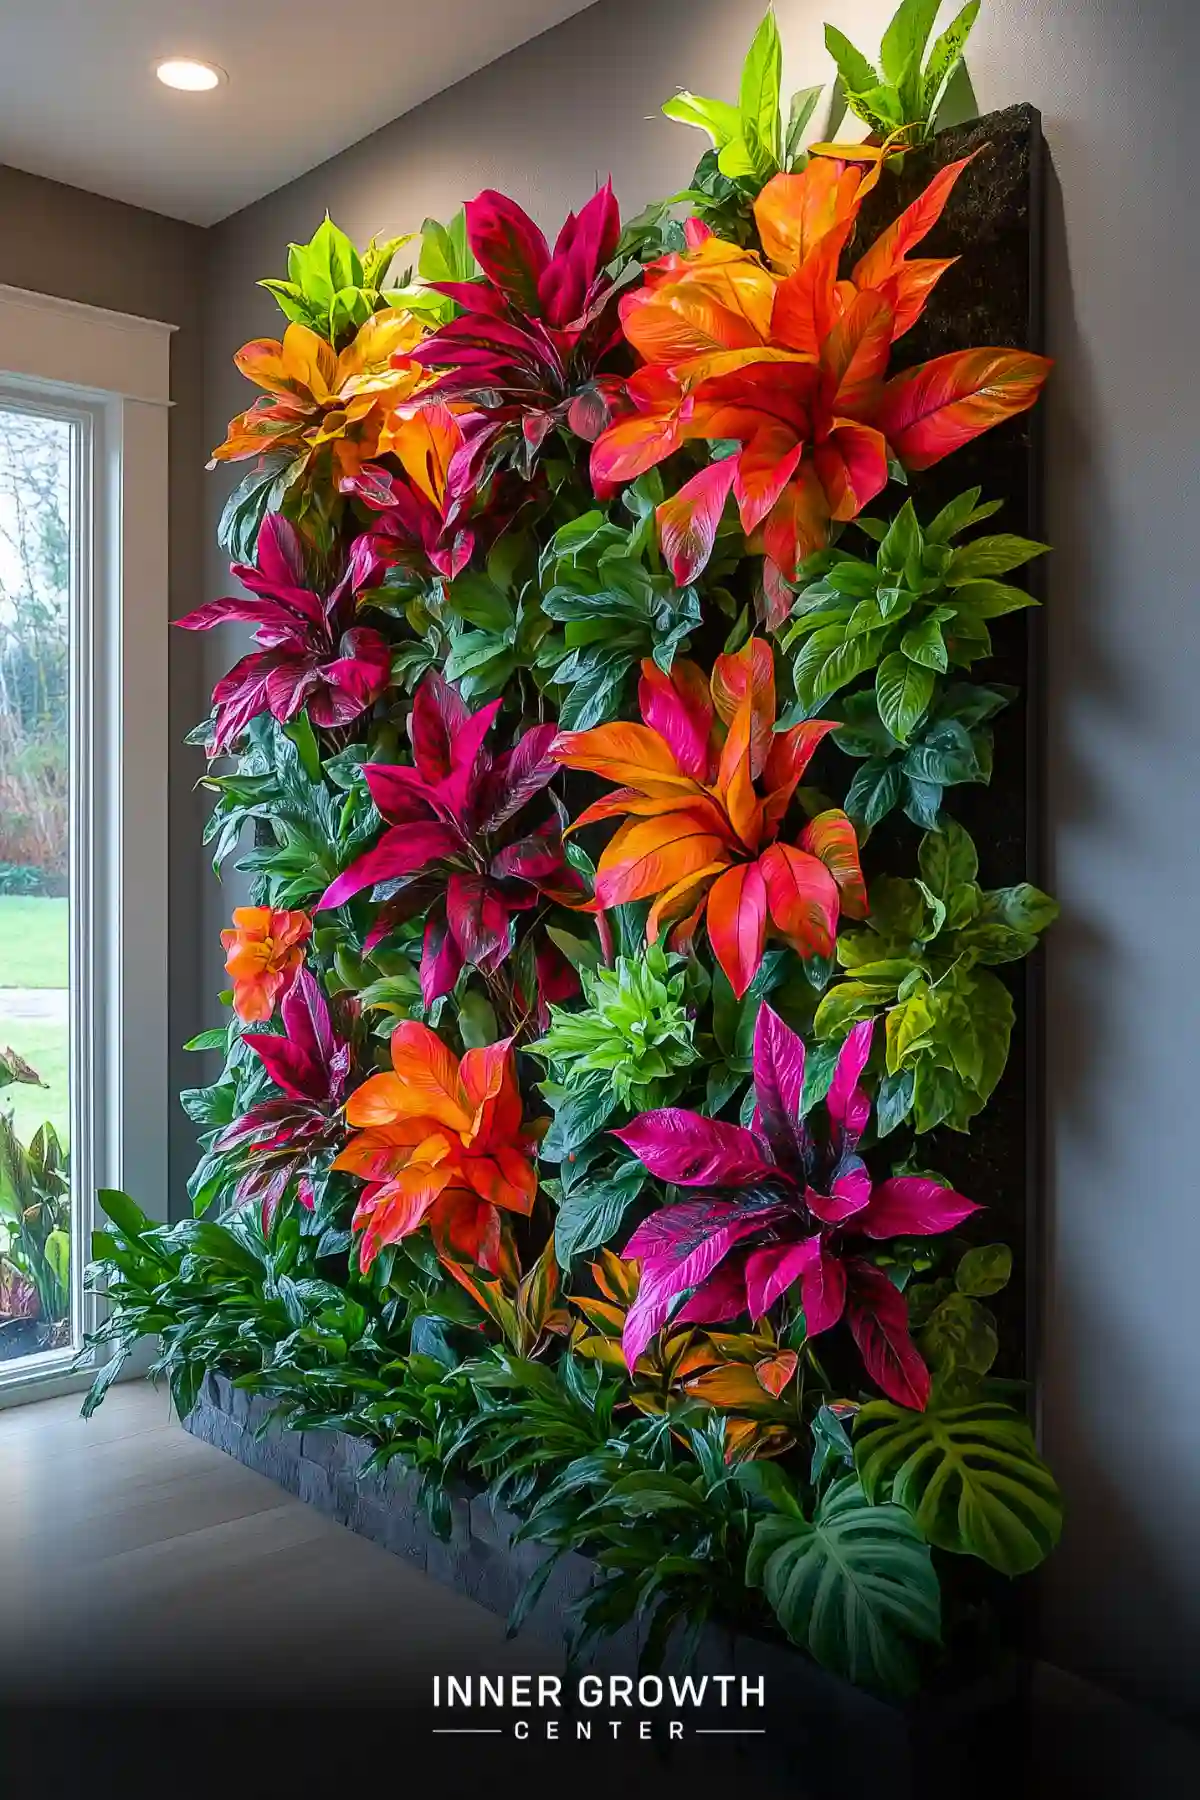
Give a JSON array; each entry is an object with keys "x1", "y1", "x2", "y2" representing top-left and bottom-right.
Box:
[{"x1": 154, "y1": 57, "x2": 227, "y2": 92}]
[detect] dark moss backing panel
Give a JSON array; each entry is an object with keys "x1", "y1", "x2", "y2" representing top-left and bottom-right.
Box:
[{"x1": 850, "y1": 104, "x2": 1045, "y2": 1384}]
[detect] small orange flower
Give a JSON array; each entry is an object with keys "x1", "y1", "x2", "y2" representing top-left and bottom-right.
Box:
[
  {"x1": 333, "y1": 1021, "x2": 539, "y2": 1274},
  {"x1": 221, "y1": 906, "x2": 311, "y2": 1024}
]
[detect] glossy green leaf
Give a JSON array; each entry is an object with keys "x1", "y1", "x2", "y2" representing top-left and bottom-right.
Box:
[
  {"x1": 747, "y1": 1475, "x2": 941, "y2": 1696},
  {"x1": 855, "y1": 1398, "x2": 1063, "y2": 1576}
]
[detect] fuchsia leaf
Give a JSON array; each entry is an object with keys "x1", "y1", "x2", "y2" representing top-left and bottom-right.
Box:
[
  {"x1": 439, "y1": 696, "x2": 503, "y2": 819},
  {"x1": 751, "y1": 1004, "x2": 810, "y2": 1173},
  {"x1": 539, "y1": 181, "x2": 621, "y2": 327},
  {"x1": 805, "y1": 1168, "x2": 872, "y2": 1224},
  {"x1": 614, "y1": 1110, "x2": 774, "y2": 1188},
  {"x1": 250, "y1": 512, "x2": 309, "y2": 591},
  {"x1": 420, "y1": 906, "x2": 464, "y2": 1006},
  {"x1": 317, "y1": 821, "x2": 458, "y2": 911},
  {"x1": 319, "y1": 628, "x2": 391, "y2": 710},
  {"x1": 854, "y1": 1177, "x2": 981, "y2": 1239},
  {"x1": 826, "y1": 1018, "x2": 875, "y2": 1146},
  {"x1": 446, "y1": 872, "x2": 511, "y2": 971},
  {"x1": 279, "y1": 966, "x2": 334, "y2": 1072},
  {"x1": 465, "y1": 190, "x2": 551, "y2": 311},
  {"x1": 637, "y1": 660, "x2": 714, "y2": 782},
  {"x1": 362, "y1": 761, "x2": 440, "y2": 824},
  {"x1": 409, "y1": 672, "x2": 471, "y2": 784},
  {"x1": 477, "y1": 723, "x2": 560, "y2": 831},
  {"x1": 744, "y1": 1235, "x2": 821, "y2": 1320},
  {"x1": 843, "y1": 1259, "x2": 930, "y2": 1410},
  {"x1": 800, "y1": 1240, "x2": 848, "y2": 1334},
  {"x1": 621, "y1": 1202, "x2": 768, "y2": 1367},
  {"x1": 675, "y1": 1252, "x2": 756, "y2": 1325},
  {"x1": 490, "y1": 825, "x2": 568, "y2": 886}
]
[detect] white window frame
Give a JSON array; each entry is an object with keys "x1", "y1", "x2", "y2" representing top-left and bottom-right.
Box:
[{"x1": 0, "y1": 282, "x2": 173, "y2": 1406}]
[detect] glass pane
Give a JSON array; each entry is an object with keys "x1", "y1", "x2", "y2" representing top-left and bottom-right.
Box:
[{"x1": 0, "y1": 403, "x2": 74, "y2": 1366}]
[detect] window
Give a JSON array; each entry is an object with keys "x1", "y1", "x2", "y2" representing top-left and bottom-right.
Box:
[{"x1": 0, "y1": 283, "x2": 172, "y2": 1402}]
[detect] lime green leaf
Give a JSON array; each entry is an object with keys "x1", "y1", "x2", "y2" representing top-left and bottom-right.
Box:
[
  {"x1": 785, "y1": 83, "x2": 824, "y2": 165},
  {"x1": 956, "y1": 1243, "x2": 1013, "y2": 1297},
  {"x1": 923, "y1": 1, "x2": 982, "y2": 122},
  {"x1": 918, "y1": 817, "x2": 978, "y2": 896},
  {"x1": 855, "y1": 1397, "x2": 1063, "y2": 1576},
  {"x1": 946, "y1": 535, "x2": 1049, "y2": 582},
  {"x1": 738, "y1": 9, "x2": 784, "y2": 169},
  {"x1": 747, "y1": 1475, "x2": 941, "y2": 1696},
  {"x1": 824, "y1": 24, "x2": 881, "y2": 97},
  {"x1": 876, "y1": 652, "x2": 934, "y2": 743},
  {"x1": 662, "y1": 92, "x2": 743, "y2": 148},
  {"x1": 880, "y1": 0, "x2": 942, "y2": 84}
]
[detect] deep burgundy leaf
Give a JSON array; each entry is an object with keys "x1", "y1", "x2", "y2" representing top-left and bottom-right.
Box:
[
  {"x1": 445, "y1": 872, "x2": 512, "y2": 972},
  {"x1": 800, "y1": 1240, "x2": 848, "y2": 1335},
  {"x1": 420, "y1": 906, "x2": 464, "y2": 1006},
  {"x1": 844, "y1": 1258, "x2": 930, "y2": 1410}
]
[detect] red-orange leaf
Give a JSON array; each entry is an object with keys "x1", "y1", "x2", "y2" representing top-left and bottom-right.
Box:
[
  {"x1": 800, "y1": 810, "x2": 868, "y2": 919},
  {"x1": 878, "y1": 348, "x2": 1053, "y2": 472},
  {"x1": 706, "y1": 860, "x2": 769, "y2": 998},
  {"x1": 760, "y1": 841, "x2": 840, "y2": 957}
]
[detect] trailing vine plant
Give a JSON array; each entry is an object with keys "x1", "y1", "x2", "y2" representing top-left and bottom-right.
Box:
[{"x1": 83, "y1": 4, "x2": 1063, "y2": 1698}]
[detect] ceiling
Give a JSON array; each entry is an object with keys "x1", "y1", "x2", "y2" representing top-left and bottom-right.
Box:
[{"x1": 0, "y1": 1, "x2": 596, "y2": 225}]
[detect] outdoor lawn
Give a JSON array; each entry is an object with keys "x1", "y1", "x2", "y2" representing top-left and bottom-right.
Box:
[
  {"x1": 0, "y1": 896, "x2": 68, "y2": 987},
  {"x1": 0, "y1": 897, "x2": 69, "y2": 1144}
]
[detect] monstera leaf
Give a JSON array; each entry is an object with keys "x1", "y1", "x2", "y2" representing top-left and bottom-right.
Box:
[
  {"x1": 854, "y1": 1396, "x2": 1063, "y2": 1576},
  {"x1": 745, "y1": 1475, "x2": 941, "y2": 1696}
]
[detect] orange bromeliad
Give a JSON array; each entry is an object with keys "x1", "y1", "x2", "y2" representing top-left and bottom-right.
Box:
[
  {"x1": 333, "y1": 1021, "x2": 539, "y2": 1274},
  {"x1": 221, "y1": 905, "x2": 311, "y2": 1024},
  {"x1": 590, "y1": 147, "x2": 1052, "y2": 595},
  {"x1": 553, "y1": 638, "x2": 866, "y2": 998},
  {"x1": 208, "y1": 309, "x2": 429, "y2": 494}
]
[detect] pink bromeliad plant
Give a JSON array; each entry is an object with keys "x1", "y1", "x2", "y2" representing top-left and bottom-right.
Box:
[
  {"x1": 178, "y1": 514, "x2": 390, "y2": 755},
  {"x1": 615, "y1": 1006, "x2": 979, "y2": 1408},
  {"x1": 213, "y1": 967, "x2": 353, "y2": 1228},
  {"x1": 316, "y1": 670, "x2": 583, "y2": 1015},
  {"x1": 407, "y1": 182, "x2": 628, "y2": 483}
]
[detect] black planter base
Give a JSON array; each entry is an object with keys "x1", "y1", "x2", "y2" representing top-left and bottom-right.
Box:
[{"x1": 185, "y1": 1371, "x2": 1028, "y2": 1798}]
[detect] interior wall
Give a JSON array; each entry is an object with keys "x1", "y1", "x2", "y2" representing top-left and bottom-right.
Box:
[
  {"x1": 0, "y1": 164, "x2": 209, "y2": 1243},
  {"x1": 198, "y1": 0, "x2": 1200, "y2": 1720}
]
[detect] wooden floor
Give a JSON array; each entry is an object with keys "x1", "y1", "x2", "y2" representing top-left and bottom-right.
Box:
[
  {"x1": 1, "y1": 1377, "x2": 1198, "y2": 1800},
  {"x1": 0, "y1": 1377, "x2": 548, "y2": 1710}
]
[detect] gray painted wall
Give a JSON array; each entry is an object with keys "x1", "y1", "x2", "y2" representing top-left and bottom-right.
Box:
[
  {"x1": 0, "y1": 164, "x2": 210, "y2": 1240},
  {"x1": 170, "y1": 0, "x2": 1200, "y2": 1720}
]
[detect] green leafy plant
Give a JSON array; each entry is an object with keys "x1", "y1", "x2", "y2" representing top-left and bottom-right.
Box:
[
  {"x1": 855, "y1": 1393, "x2": 1063, "y2": 1576},
  {"x1": 834, "y1": 679, "x2": 1013, "y2": 833},
  {"x1": 259, "y1": 214, "x2": 415, "y2": 346},
  {"x1": 780, "y1": 491, "x2": 1045, "y2": 744},
  {"x1": 0, "y1": 1115, "x2": 70, "y2": 1338},
  {"x1": 531, "y1": 941, "x2": 699, "y2": 1111},
  {"x1": 825, "y1": 0, "x2": 981, "y2": 143},
  {"x1": 745, "y1": 1468, "x2": 942, "y2": 1696},
  {"x1": 536, "y1": 477, "x2": 708, "y2": 727},
  {"x1": 662, "y1": 10, "x2": 824, "y2": 241},
  {"x1": 816, "y1": 821, "x2": 1058, "y2": 1132}
]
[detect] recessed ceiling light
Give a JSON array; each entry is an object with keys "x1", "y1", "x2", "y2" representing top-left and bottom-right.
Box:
[{"x1": 155, "y1": 58, "x2": 226, "y2": 92}]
